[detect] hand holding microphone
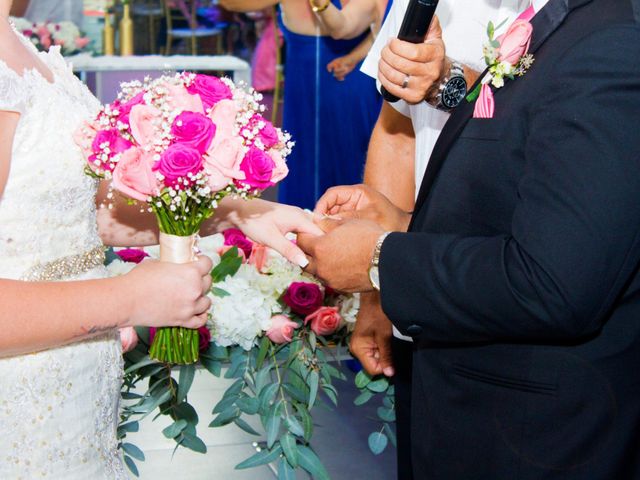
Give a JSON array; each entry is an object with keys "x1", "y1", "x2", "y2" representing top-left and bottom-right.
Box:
[{"x1": 378, "y1": 0, "x2": 447, "y2": 104}]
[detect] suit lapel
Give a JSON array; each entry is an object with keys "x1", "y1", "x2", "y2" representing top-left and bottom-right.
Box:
[{"x1": 411, "y1": 0, "x2": 576, "y2": 226}]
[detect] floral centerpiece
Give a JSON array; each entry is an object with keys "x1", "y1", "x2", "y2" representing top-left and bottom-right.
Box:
[
  {"x1": 108, "y1": 231, "x2": 360, "y2": 478},
  {"x1": 11, "y1": 17, "x2": 91, "y2": 56},
  {"x1": 77, "y1": 73, "x2": 292, "y2": 364}
]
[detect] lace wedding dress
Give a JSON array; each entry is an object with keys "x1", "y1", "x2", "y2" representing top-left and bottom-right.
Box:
[{"x1": 0, "y1": 28, "x2": 127, "y2": 479}]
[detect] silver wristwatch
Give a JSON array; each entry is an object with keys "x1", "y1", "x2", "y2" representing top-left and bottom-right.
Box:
[
  {"x1": 427, "y1": 60, "x2": 467, "y2": 112},
  {"x1": 368, "y1": 232, "x2": 391, "y2": 291}
]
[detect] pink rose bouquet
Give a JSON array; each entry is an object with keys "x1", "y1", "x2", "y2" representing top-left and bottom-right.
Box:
[
  {"x1": 77, "y1": 73, "x2": 292, "y2": 364},
  {"x1": 11, "y1": 17, "x2": 91, "y2": 56}
]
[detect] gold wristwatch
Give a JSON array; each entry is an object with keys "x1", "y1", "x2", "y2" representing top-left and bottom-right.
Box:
[
  {"x1": 310, "y1": 0, "x2": 330, "y2": 13},
  {"x1": 368, "y1": 232, "x2": 391, "y2": 291}
]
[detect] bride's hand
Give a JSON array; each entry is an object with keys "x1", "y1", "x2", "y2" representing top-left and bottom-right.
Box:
[
  {"x1": 224, "y1": 198, "x2": 324, "y2": 268},
  {"x1": 121, "y1": 256, "x2": 213, "y2": 329}
]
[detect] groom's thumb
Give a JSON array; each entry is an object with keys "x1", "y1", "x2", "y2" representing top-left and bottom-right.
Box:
[{"x1": 378, "y1": 344, "x2": 395, "y2": 378}]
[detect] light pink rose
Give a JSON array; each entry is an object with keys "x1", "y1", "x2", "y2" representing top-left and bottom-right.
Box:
[
  {"x1": 204, "y1": 137, "x2": 246, "y2": 190},
  {"x1": 165, "y1": 83, "x2": 204, "y2": 114},
  {"x1": 129, "y1": 104, "x2": 162, "y2": 147},
  {"x1": 119, "y1": 327, "x2": 138, "y2": 353},
  {"x1": 75, "y1": 37, "x2": 90, "y2": 49},
  {"x1": 186, "y1": 74, "x2": 233, "y2": 110},
  {"x1": 248, "y1": 244, "x2": 268, "y2": 273},
  {"x1": 239, "y1": 146, "x2": 276, "y2": 190},
  {"x1": 170, "y1": 111, "x2": 216, "y2": 154},
  {"x1": 74, "y1": 120, "x2": 99, "y2": 162},
  {"x1": 473, "y1": 84, "x2": 496, "y2": 119},
  {"x1": 116, "y1": 92, "x2": 145, "y2": 125},
  {"x1": 153, "y1": 144, "x2": 203, "y2": 187},
  {"x1": 268, "y1": 150, "x2": 288, "y2": 183},
  {"x1": 497, "y1": 19, "x2": 533, "y2": 65},
  {"x1": 266, "y1": 315, "x2": 299, "y2": 344},
  {"x1": 112, "y1": 148, "x2": 159, "y2": 201},
  {"x1": 305, "y1": 306, "x2": 341, "y2": 336},
  {"x1": 208, "y1": 99, "x2": 238, "y2": 150}
]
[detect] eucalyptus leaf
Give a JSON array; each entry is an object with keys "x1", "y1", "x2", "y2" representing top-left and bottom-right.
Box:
[
  {"x1": 266, "y1": 401, "x2": 282, "y2": 448},
  {"x1": 173, "y1": 402, "x2": 199, "y2": 426},
  {"x1": 236, "y1": 445, "x2": 283, "y2": 469},
  {"x1": 377, "y1": 406, "x2": 396, "y2": 423},
  {"x1": 384, "y1": 423, "x2": 397, "y2": 448},
  {"x1": 298, "y1": 445, "x2": 330, "y2": 480},
  {"x1": 200, "y1": 355, "x2": 222, "y2": 377},
  {"x1": 210, "y1": 406, "x2": 240, "y2": 428},
  {"x1": 124, "y1": 357, "x2": 160, "y2": 374},
  {"x1": 322, "y1": 384, "x2": 338, "y2": 406},
  {"x1": 256, "y1": 336, "x2": 270, "y2": 370},
  {"x1": 123, "y1": 455, "x2": 139, "y2": 477},
  {"x1": 284, "y1": 415, "x2": 305, "y2": 438},
  {"x1": 307, "y1": 370, "x2": 319, "y2": 409},
  {"x1": 258, "y1": 383, "x2": 279, "y2": 413},
  {"x1": 255, "y1": 365, "x2": 273, "y2": 394},
  {"x1": 118, "y1": 421, "x2": 139, "y2": 433},
  {"x1": 211, "y1": 287, "x2": 231, "y2": 297},
  {"x1": 177, "y1": 364, "x2": 196, "y2": 403},
  {"x1": 294, "y1": 403, "x2": 314, "y2": 442},
  {"x1": 280, "y1": 433, "x2": 299, "y2": 468},
  {"x1": 237, "y1": 396, "x2": 260, "y2": 415},
  {"x1": 355, "y1": 370, "x2": 372, "y2": 389},
  {"x1": 180, "y1": 433, "x2": 207, "y2": 454},
  {"x1": 368, "y1": 432, "x2": 388, "y2": 455},
  {"x1": 282, "y1": 383, "x2": 307, "y2": 404},
  {"x1": 308, "y1": 331, "x2": 317, "y2": 352},
  {"x1": 354, "y1": 390, "x2": 374, "y2": 406},
  {"x1": 233, "y1": 417, "x2": 261, "y2": 436},
  {"x1": 162, "y1": 419, "x2": 188, "y2": 439},
  {"x1": 278, "y1": 457, "x2": 296, "y2": 480},
  {"x1": 366, "y1": 377, "x2": 389, "y2": 393},
  {"x1": 122, "y1": 443, "x2": 145, "y2": 461}
]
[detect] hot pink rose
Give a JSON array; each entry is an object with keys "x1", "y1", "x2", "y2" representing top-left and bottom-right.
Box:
[
  {"x1": 112, "y1": 148, "x2": 159, "y2": 201},
  {"x1": 153, "y1": 144, "x2": 203, "y2": 187},
  {"x1": 91, "y1": 128, "x2": 132, "y2": 163},
  {"x1": 266, "y1": 315, "x2": 299, "y2": 344},
  {"x1": 248, "y1": 244, "x2": 268, "y2": 272},
  {"x1": 283, "y1": 282, "x2": 324, "y2": 315},
  {"x1": 116, "y1": 92, "x2": 145, "y2": 125},
  {"x1": 250, "y1": 114, "x2": 279, "y2": 148},
  {"x1": 116, "y1": 248, "x2": 149, "y2": 264},
  {"x1": 497, "y1": 19, "x2": 533, "y2": 65},
  {"x1": 186, "y1": 74, "x2": 233, "y2": 110},
  {"x1": 119, "y1": 327, "x2": 139, "y2": 353},
  {"x1": 170, "y1": 111, "x2": 216, "y2": 154},
  {"x1": 239, "y1": 146, "x2": 276, "y2": 190},
  {"x1": 304, "y1": 306, "x2": 341, "y2": 336},
  {"x1": 129, "y1": 104, "x2": 162, "y2": 147},
  {"x1": 223, "y1": 228, "x2": 254, "y2": 257},
  {"x1": 165, "y1": 83, "x2": 204, "y2": 114}
]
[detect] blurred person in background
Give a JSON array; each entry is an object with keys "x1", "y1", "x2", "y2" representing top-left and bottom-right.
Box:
[{"x1": 220, "y1": 0, "x2": 385, "y2": 209}]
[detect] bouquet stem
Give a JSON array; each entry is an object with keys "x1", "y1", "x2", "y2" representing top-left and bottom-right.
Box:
[{"x1": 149, "y1": 231, "x2": 201, "y2": 365}]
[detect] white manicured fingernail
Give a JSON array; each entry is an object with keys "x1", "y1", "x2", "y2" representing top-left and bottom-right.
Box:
[{"x1": 296, "y1": 256, "x2": 309, "y2": 268}]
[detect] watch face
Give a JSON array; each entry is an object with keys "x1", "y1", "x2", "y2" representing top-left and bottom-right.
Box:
[
  {"x1": 442, "y1": 76, "x2": 467, "y2": 109},
  {"x1": 368, "y1": 266, "x2": 381, "y2": 291}
]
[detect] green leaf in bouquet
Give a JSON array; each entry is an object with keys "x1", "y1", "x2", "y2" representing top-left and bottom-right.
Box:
[
  {"x1": 255, "y1": 365, "x2": 273, "y2": 394},
  {"x1": 173, "y1": 402, "x2": 199, "y2": 426},
  {"x1": 377, "y1": 406, "x2": 396, "y2": 423},
  {"x1": 278, "y1": 457, "x2": 296, "y2": 480},
  {"x1": 354, "y1": 390, "x2": 374, "y2": 406},
  {"x1": 236, "y1": 444, "x2": 283, "y2": 469},
  {"x1": 307, "y1": 370, "x2": 319, "y2": 409},
  {"x1": 124, "y1": 455, "x2": 139, "y2": 477},
  {"x1": 280, "y1": 433, "x2": 299, "y2": 467},
  {"x1": 162, "y1": 419, "x2": 188, "y2": 439},
  {"x1": 177, "y1": 364, "x2": 196, "y2": 403},
  {"x1": 124, "y1": 357, "x2": 160, "y2": 375},
  {"x1": 122, "y1": 442, "x2": 145, "y2": 461},
  {"x1": 355, "y1": 370, "x2": 372, "y2": 389},
  {"x1": 308, "y1": 331, "x2": 317, "y2": 352},
  {"x1": 210, "y1": 405, "x2": 241, "y2": 427},
  {"x1": 266, "y1": 401, "x2": 283, "y2": 448},
  {"x1": 233, "y1": 417, "x2": 261, "y2": 436},
  {"x1": 366, "y1": 377, "x2": 390, "y2": 393},
  {"x1": 200, "y1": 355, "x2": 222, "y2": 377},
  {"x1": 284, "y1": 415, "x2": 305, "y2": 438},
  {"x1": 368, "y1": 432, "x2": 389, "y2": 455},
  {"x1": 213, "y1": 394, "x2": 239, "y2": 415},
  {"x1": 209, "y1": 344, "x2": 229, "y2": 360},
  {"x1": 180, "y1": 432, "x2": 207, "y2": 454},
  {"x1": 322, "y1": 384, "x2": 338, "y2": 406},
  {"x1": 134, "y1": 389, "x2": 172, "y2": 418},
  {"x1": 211, "y1": 287, "x2": 231, "y2": 298},
  {"x1": 121, "y1": 392, "x2": 143, "y2": 400},
  {"x1": 258, "y1": 383, "x2": 279, "y2": 413},
  {"x1": 298, "y1": 445, "x2": 330, "y2": 480},
  {"x1": 237, "y1": 396, "x2": 260, "y2": 415},
  {"x1": 256, "y1": 336, "x2": 271, "y2": 370},
  {"x1": 323, "y1": 363, "x2": 347, "y2": 381},
  {"x1": 223, "y1": 378, "x2": 245, "y2": 399},
  {"x1": 282, "y1": 383, "x2": 307, "y2": 404},
  {"x1": 384, "y1": 423, "x2": 397, "y2": 448},
  {"x1": 294, "y1": 403, "x2": 314, "y2": 442},
  {"x1": 211, "y1": 246, "x2": 243, "y2": 283},
  {"x1": 118, "y1": 421, "x2": 139, "y2": 434}
]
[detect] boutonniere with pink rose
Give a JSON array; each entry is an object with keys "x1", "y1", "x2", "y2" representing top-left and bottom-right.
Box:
[{"x1": 467, "y1": 17, "x2": 535, "y2": 118}]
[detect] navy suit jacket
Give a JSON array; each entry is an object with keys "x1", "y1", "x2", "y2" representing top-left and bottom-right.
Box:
[{"x1": 379, "y1": 0, "x2": 640, "y2": 477}]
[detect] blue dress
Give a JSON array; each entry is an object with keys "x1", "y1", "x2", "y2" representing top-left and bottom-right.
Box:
[{"x1": 277, "y1": 6, "x2": 382, "y2": 209}]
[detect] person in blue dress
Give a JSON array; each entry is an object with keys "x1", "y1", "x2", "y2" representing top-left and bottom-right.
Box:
[{"x1": 219, "y1": 0, "x2": 386, "y2": 209}]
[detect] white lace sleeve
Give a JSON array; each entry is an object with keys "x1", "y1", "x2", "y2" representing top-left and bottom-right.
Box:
[{"x1": 0, "y1": 65, "x2": 27, "y2": 114}]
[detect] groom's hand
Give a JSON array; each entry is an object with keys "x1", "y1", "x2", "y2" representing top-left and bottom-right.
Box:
[
  {"x1": 350, "y1": 292, "x2": 395, "y2": 377},
  {"x1": 297, "y1": 218, "x2": 384, "y2": 293},
  {"x1": 314, "y1": 184, "x2": 411, "y2": 232}
]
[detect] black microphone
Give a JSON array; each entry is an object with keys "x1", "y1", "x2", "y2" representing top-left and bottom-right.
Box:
[{"x1": 380, "y1": 0, "x2": 440, "y2": 103}]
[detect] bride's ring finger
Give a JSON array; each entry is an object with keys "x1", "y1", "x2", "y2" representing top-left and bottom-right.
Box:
[{"x1": 402, "y1": 74, "x2": 410, "y2": 89}]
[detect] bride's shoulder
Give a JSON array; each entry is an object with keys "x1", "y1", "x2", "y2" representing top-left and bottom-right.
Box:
[{"x1": 0, "y1": 61, "x2": 29, "y2": 115}]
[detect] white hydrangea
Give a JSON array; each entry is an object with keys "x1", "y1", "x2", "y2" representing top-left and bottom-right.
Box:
[
  {"x1": 105, "y1": 258, "x2": 137, "y2": 277},
  {"x1": 335, "y1": 293, "x2": 360, "y2": 324}
]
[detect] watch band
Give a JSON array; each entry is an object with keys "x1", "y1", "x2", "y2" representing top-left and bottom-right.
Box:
[{"x1": 370, "y1": 232, "x2": 391, "y2": 270}]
